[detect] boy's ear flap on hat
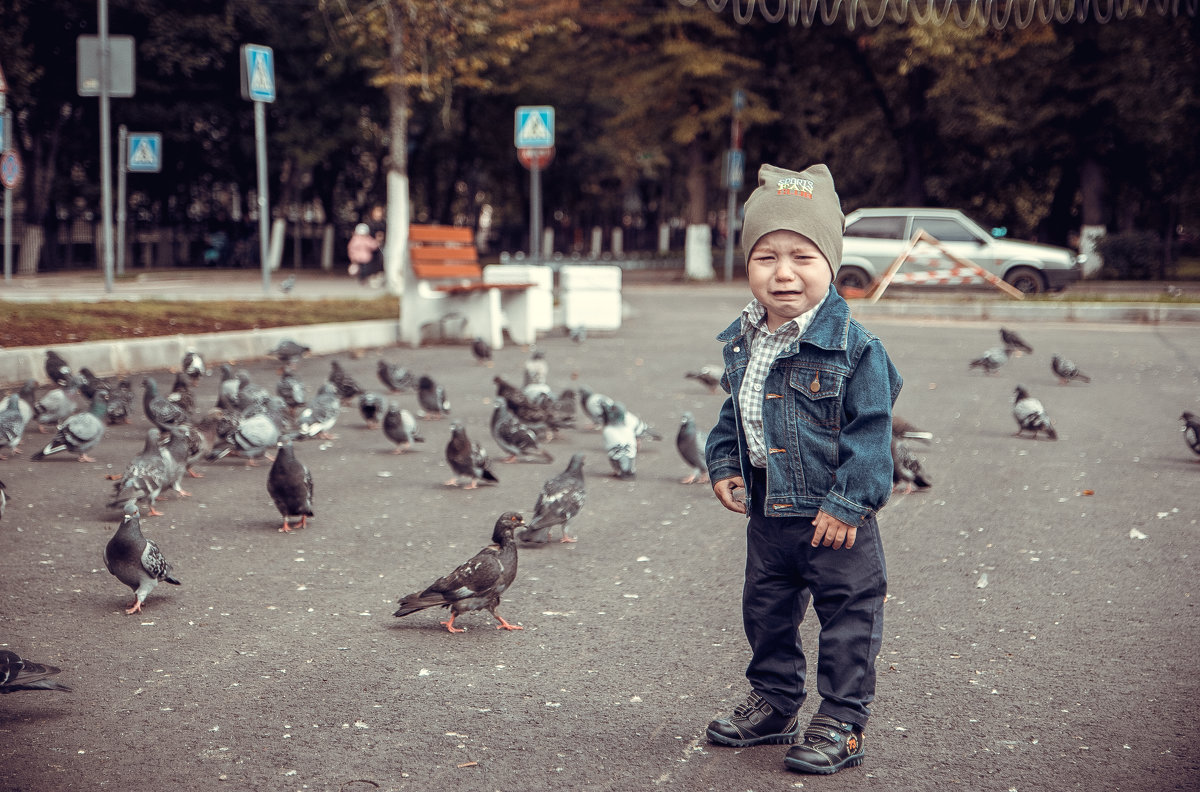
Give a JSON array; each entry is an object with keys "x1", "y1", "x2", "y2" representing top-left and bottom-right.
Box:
[{"x1": 741, "y1": 162, "x2": 844, "y2": 276}]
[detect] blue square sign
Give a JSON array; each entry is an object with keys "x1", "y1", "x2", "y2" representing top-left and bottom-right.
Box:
[
  {"x1": 515, "y1": 106, "x2": 554, "y2": 149},
  {"x1": 241, "y1": 44, "x2": 276, "y2": 103},
  {"x1": 127, "y1": 133, "x2": 162, "y2": 173}
]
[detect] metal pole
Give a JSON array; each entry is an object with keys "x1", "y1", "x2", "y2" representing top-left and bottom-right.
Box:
[
  {"x1": 724, "y1": 187, "x2": 736, "y2": 282},
  {"x1": 254, "y1": 100, "x2": 270, "y2": 294},
  {"x1": 2, "y1": 102, "x2": 11, "y2": 284},
  {"x1": 99, "y1": 0, "x2": 115, "y2": 293},
  {"x1": 117, "y1": 124, "x2": 127, "y2": 276},
  {"x1": 530, "y1": 159, "x2": 541, "y2": 264}
]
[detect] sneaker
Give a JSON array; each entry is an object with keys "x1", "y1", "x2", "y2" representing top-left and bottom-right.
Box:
[
  {"x1": 705, "y1": 692, "x2": 801, "y2": 747},
  {"x1": 783, "y1": 714, "x2": 865, "y2": 774}
]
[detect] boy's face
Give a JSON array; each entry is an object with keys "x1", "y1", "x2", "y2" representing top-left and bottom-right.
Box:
[{"x1": 747, "y1": 230, "x2": 832, "y2": 331}]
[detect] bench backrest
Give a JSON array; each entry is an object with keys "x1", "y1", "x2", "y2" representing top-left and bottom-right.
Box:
[{"x1": 409, "y1": 224, "x2": 481, "y2": 281}]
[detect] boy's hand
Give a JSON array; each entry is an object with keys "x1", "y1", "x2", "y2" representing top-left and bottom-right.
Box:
[
  {"x1": 713, "y1": 476, "x2": 747, "y2": 515},
  {"x1": 812, "y1": 510, "x2": 857, "y2": 549}
]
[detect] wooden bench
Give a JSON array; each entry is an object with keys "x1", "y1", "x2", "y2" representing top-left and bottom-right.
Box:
[{"x1": 399, "y1": 225, "x2": 537, "y2": 348}]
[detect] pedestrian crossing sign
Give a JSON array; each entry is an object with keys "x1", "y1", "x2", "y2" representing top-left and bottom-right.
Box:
[
  {"x1": 127, "y1": 133, "x2": 162, "y2": 173},
  {"x1": 515, "y1": 106, "x2": 555, "y2": 149},
  {"x1": 240, "y1": 44, "x2": 276, "y2": 103}
]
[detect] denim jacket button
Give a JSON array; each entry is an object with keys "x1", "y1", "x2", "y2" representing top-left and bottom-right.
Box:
[{"x1": 733, "y1": 346, "x2": 741, "y2": 353}]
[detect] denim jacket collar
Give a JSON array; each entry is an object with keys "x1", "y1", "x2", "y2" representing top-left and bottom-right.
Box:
[{"x1": 717, "y1": 285, "x2": 851, "y2": 353}]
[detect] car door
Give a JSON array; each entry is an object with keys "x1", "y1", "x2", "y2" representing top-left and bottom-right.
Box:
[{"x1": 911, "y1": 215, "x2": 997, "y2": 279}]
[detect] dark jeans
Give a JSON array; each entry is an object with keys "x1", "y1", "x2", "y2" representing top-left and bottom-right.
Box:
[{"x1": 742, "y1": 467, "x2": 887, "y2": 728}]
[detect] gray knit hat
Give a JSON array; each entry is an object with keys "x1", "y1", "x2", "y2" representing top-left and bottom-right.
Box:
[{"x1": 741, "y1": 163, "x2": 844, "y2": 275}]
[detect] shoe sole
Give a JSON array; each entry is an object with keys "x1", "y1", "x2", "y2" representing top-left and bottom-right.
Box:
[
  {"x1": 705, "y1": 727, "x2": 800, "y2": 748},
  {"x1": 784, "y1": 753, "x2": 865, "y2": 774}
]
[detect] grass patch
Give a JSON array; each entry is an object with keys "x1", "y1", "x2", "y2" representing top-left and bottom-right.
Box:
[{"x1": 0, "y1": 297, "x2": 395, "y2": 348}]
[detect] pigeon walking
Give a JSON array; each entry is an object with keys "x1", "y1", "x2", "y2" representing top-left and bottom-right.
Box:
[
  {"x1": 1012, "y1": 385, "x2": 1058, "y2": 440},
  {"x1": 444, "y1": 422, "x2": 498, "y2": 488},
  {"x1": 999, "y1": 327, "x2": 1034, "y2": 355},
  {"x1": 1051, "y1": 354, "x2": 1091, "y2": 385},
  {"x1": 108, "y1": 428, "x2": 172, "y2": 515},
  {"x1": 519, "y1": 453, "x2": 587, "y2": 544},
  {"x1": 181, "y1": 348, "x2": 207, "y2": 385},
  {"x1": 382, "y1": 402, "x2": 424, "y2": 454},
  {"x1": 143, "y1": 377, "x2": 188, "y2": 431},
  {"x1": 33, "y1": 383, "x2": 80, "y2": 433},
  {"x1": 329, "y1": 360, "x2": 365, "y2": 402},
  {"x1": 968, "y1": 345, "x2": 1010, "y2": 375},
  {"x1": 685, "y1": 366, "x2": 722, "y2": 393},
  {"x1": 358, "y1": 392, "x2": 386, "y2": 429},
  {"x1": 891, "y1": 436, "x2": 933, "y2": 493},
  {"x1": 276, "y1": 371, "x2": 308, "y2": 410},
  {"x1": 0, "y1": 650, "x2": 73, "y2": 694},
  {"x1": 0, "y1": 478, "x2": 8, "y2": 521},
  {"x1": 267, "y1": 439, "x2": 314, "y2": 533},
  {"x1": 268, "y1": 338, "x2": 310, "y2": 372},
  {"x1": 417, "y1": 375, "x2": 451, "y2": 419},
  {"x1": 601, "y1": 400, "x2": 637, "y2": 479},
  {"x1": 490, "y1": 399, "x2": 553, "y2": 464},
  {"x1": 32, "y1": 390, "x2": 109, "y2": 462},
  {"x1": 523, "y1": 348, "x2": 548, "y2": 386},
  {"x1": 377, "y1": 359, "x2": 417, "y2": 393},
  {"x1": 78, "y1": 367, "x2": 114, "y2": 400},
  {"x1": 295, "y1": 382, "x2": 341, "y2": 440},
  {"x1": 1181, "y1": 412, "x2": 1200, "y2": 459},
  {"x1": 579, "y1": 386, "x2": 614, "y2": 430},
  {"x1": 104, "y1": 502, "x2": 181, "y2": 614},
  {"x1": 393, "y1": 512, "x2": 525, "y2": 633},
  {"x1": 167, "y1": 371, "x2": 197, "y2": 415},
  {"x1": 105, "y1": 378, "x2": 135, "y2": 425},
  {"x1": 0, "y1": 393, "x2": 29, "y2": 459},
  {"x1": 207, "y1": 411, "x2": 281, "y2": 465},
  {"x1": 676, "y1": 412, "x2": 709, "y2": 484},
  {"x1": 472, "y1": 337, "x2": 493, "y2": 366},
  {"x1": 44, "y1": 350, "x2": 74, "y2": 388}
]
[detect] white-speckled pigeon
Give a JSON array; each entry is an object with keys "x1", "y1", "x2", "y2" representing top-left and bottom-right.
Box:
[
  {"x1": 1012, "y1": 385, "x2": 1057, "y2": 440},
  {"x1": 523, "y1": 348, "x2": 548, "y2": 386},
  {"x1": 167, "y1": 371, "x2": 197, "y2": 416},
  {"x1": 445, "y1": 422, "x2": 498, "y2": 488},
  {"x1": 108, "y1": 428, "x2": 172, "y2": 515},
  {"x1": 393, "y1": 511, "x2": 525, "y2": 633},
  {"x1": 1051, "y1": 354, "x2": 1091, "y2": 385},
  {"x1": 207, "y1": 411, "x2": 281, "y2": 465},
  {"x1": 601, "y1": 400, "x2": 637, "y2": 479},
  {"x1": 32, "y1": 390, "x2": 108, "y2": 463},
  {"x1": 676, "y1": 412, "x2": 709, "y2": 484},
  {"x1": 519, "y1": 453, "x2": 586, "y2": 544},
  {"x1": 267, "y1": 438, "x2": 314, "y2": 533},
  {"x1": 417, "y1": 375, "x2": 450, "y2": 420},
  {"x1": 0, "y1": 649, "x2": 72, "y2": 694},
  {"x1": 106, "y1": 378, "x2": 134, "y2": 425},
  {"x1": 0, "y1": 393, "x2": 29, "y2": 459},
  {"x1": 276, "y1": 371, "x2": 308, "y2": 410},
  {"x1": 382, "y1": 402, "x2": 424, "y2": 453},
  {"x1": 104, "y1": 502, "x2": 181, "y2": 614},
  {"x1": 891, "y1": 436, "x2": 932, "y2": 493},
  {"x1": 296, "y1": 382, "x2": 341, "y2": 440},
  {"x1": 490, "y1": 399, "x2": 553, "y2": 464},
  {"x1": 181, "y1": 348, "x2": 207, "y2": 385},
  {"x1": 377, "y1": 359, "x2": 417, "y2": 393}
]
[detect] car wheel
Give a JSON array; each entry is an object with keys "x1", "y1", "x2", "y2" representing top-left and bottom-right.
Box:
[
  {"x1": 835, "y1": 266, "x2": 871, "y2": 294},
  {"x1": 1004, "y1": 266, "x2": 1045, "y2": 295}
]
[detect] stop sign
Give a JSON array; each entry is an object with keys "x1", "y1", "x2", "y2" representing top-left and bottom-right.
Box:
[{"x1": 518, "y1": 146, "x2": 554, "y2": 170}]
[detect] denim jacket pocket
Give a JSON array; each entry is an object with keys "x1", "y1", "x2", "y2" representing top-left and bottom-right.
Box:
[{"x1": 784, "y1": 364, "x2": 845, "y2": 430}]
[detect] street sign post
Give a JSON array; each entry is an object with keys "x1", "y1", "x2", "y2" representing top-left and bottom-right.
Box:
[
  {"x1": 77, "y1": 35, "x2": 136, "y2": 97},
  {"x1": 241, "y1": 44, "x2": 275, "y2": 294},
  {"x1": 515, "y1": 106, "x2": 555, "y2": 264},
  {"x1": 127, "y1": 133, "x2": 162, "y2": 173}
]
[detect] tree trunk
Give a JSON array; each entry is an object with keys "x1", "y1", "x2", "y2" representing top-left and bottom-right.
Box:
[{"x1": 384, "y1": 0, "x2": 410, "y2": 297}]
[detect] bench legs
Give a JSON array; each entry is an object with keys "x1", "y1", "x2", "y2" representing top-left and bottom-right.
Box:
[{"x1": 400, "y1": 286, "x2": 505, "y2": 349}]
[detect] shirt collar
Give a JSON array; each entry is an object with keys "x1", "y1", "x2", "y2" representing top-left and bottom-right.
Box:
[{"x1": 739, "y1": 291, "x2": 829, "y2": 338}]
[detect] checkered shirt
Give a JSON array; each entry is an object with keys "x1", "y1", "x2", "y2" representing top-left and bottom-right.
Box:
[{"x1": 737, "y1": 294, "x2": 827, "y2": 468}]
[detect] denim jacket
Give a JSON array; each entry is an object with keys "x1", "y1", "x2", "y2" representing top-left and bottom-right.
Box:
[{"x1": 705, "y1": 287, "x2": 903, "y2": 526}]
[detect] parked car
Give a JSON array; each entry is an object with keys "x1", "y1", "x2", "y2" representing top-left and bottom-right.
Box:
[{"x1": 836, "y1": 208, "x2": 1085, "y2": 294}]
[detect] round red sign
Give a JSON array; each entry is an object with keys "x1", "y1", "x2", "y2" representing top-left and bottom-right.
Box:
[
  {"x1": 518, "y1": 146, "x2": 554, "y2": 171},
  {"x1": 0, "y1": 149, "x2": 22, "y2": 190}
]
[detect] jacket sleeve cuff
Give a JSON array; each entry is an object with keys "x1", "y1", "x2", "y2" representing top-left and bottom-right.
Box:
[{"x1": 820, "y1": 492, "x2": 878, "y2": 526}]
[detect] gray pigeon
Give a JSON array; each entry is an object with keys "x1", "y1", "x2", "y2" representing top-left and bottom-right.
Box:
[
  {"x1": 268, "y1": 338, "x2": 310, "y2": 371},
  {"x1": 1180, "y1": 412, "x2": 1200, "y2": 459},
  {"x1": 377, "y1": 359, "x2": 417, "y2": 392},
  {"x1": 685, "y1": 366, "x2": 722, "y2": 393},
  {"x1": 676, "y1": 412, "x2": 709, "y2": 484},
  {"x1": 445, "y1": 422, "x2": 498, "y2": 488},
  {"x1": 296, "y1": 382, "x2": 341, "y2": 440},
  {"x1": 105, "y1": 378, "x2": 134, "y2": 425},
  {"x1": 329, "y1": 360, "x2": 364, "y2": 402},
  {"x1": 0, "y1": 478, "x2": 8, "y2": 521},
  {"x1": 142, "y1": 377, "x2": 188, "y2": 431},
  {"x1": 207, "y1": 411, "x2": 281, "y2": 465},
  {"x1": 519, "y1": 453, "x2": 586, "y2": 544},
  {"x1": 523, "y1": 348, "x2": 548, "y2": 386},
  {"x1": 358, "y1": 392, "x2": 386, "y2": 429},
  {"x1": 472, "y1": 337, "x2": 493, "y2": 365},
  {"x1": 233, "y1": 370, "x2": 271, "y2": 414},
  {"x1": 490, "y1": 399, "x2": 553, "y2": 464},
  {"x1": 104, "y1": 502, "x2": 181, "y2": 614},
  {"x1": 0, "y1": 649, "x2": 72, "y2": 694},
  {"x1": 181, "y1": 348, "x2": 207, "y2": 384},
  {"x1": 167, "y1": 370, "x2": 197, "y2": 415},
  {"x1": 108, "y1": 428, "x2": 172, "y2": 515},
  {"x1": 892, "y1": 415, "x2": 934, "y2": 442},
  {"x1": 44, "y1": 350, "x2": 74, "y2": 388},
  {"x1": 393, "y1": 512, "x2": 526, "y2": 633},
  {"x1": 15, "y1": 379, "x2": 37, "y2": 426},
  {"x1": 31, "y1": 390, "x2": 108, "y2": 462},
  {"x1": 382, "y1": 402, "x2": 424, "y2": 453},
  {"x1": 1051, "y1": 354, "x2": 1091, "y2": 384},
  {"x1": 417, "y1": 375, "x2": 450, "y2": 419},
  {"x1": 579, "y1": 386, "x2": 614, "y2": 430},
  {"x1": 601, "y1": 400, "x2": 637, "y2": 479},
  {"x1": 891, "y1": 436, "x2": 933, "y2": 493},
  {"x1": 216, "y1": 364, "x2": 240, "y2": 410},
  {"x1": 276, "y1": 371, "x2": 308, "y2": 410},
  {"x1": 1000, "y1": 327, "x2": 1034, "y2": 354},
  {"x1": 78, "y1": 367, "x2": 114, "y2": 400},
  {"x1": 33, "y1": 383, "x2": 80, "y2": 432},
  {"x1": 1012, "y1": 385, "x2": 1058, "y2": 440},
  {"x1": 0, "y1": 393, "x2": 29, "y2": 459},
  {"x1": 267, "y1": 439, "x2": 314, "y2": 533},
  {"x1": 968, "y1": 345, "x2": 1010, "y2": 375}
]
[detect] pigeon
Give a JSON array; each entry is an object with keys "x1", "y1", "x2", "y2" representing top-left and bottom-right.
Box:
[
  {"x1": 14, "y1": 379, "x2": 37, "y2": 426},
  {"x1": 142, "y1": 377, "x2": 188, "y2": 431},
  {"x1": 0, "y1": 478, "x2": 7, "y2": 520},
  {"x1": 358, "y1": 392, "x2": 386, "y2": 429},
  {"x1": 267, "y1": 438, "x2": 314, "y2": 533},
  {"x1": 77, "y1": 367, "x2": 114, "y2": 400},
  {"x1": 0, "y1": 393, "x2": 29, "y2": 458},
  {"x1": 579, "y1": 386, "x2": 614, "y2": 430},
  {"x1": 31, "y1": 390, "x2": 109, "y2": 462},
  {"x1": 623, "y1": 405, "x2": 663, "y2": 444},
  {"x1": 206, "y1": 411, "x2": 281, "y2": 465},
  {"x1": 181, "y1": 348, "x2": 207, "y2": 384},
  {"x1": 295, "y1": 382, "x2": 341, "y2": 440},
  {"x1": 546, "y1": 388, "x2": 578, "y2": 432},
  {"x1": 44, "y1": 349, "x2": 74, "y2": 388},
  {"x1": 393, "y1": 512, "x2": 525, "y2": 633},
  {"x1": 968, "y1": 345, "x2": 1010, "y2": 375},
  {"x1": 676, "y1": 412, "x2": 709, "y2": 484},
  {"x1": 892, "y1": 415, "x2": 934, "y2": 442},
  {"x1": 417, "y1": 375, "x2": 450, "y2": 419},
  {"x1": 382, "y1": 402, "x2": 424, "y2": 453},
  {"x1": 1181, "y1": 412, "x2": 1200, "y2": 459},
  {"x1": 268, "y1": 338, "x2": 310, "y2": 371},
  {"x1": 601, "y1": 400, "x2": 637, "y2": 479},
  {"x1": 33, "y1": 382, "x2": 80, "y2": 432},
  {"x1": 108, "y1": 428, "x2": 172, "y2": 515},
  {"x1": 329, "y1": 360, "x2": 364, "y2": 402},
  {"x1": 568, "y1": 326, "x2": 587, "y2": 344},
  {"x1": 0, "y1": 649, "x2": 72, "y2": 694},
  {"x1": 216, "y1": 364, "x2": 240, "y2": 410},
  {"x1": 444, "y1": 422, "x2": 499, "y2": 488},
  {"x1": 233, "y1": 370, "x2": 271, "y2": 413},
  {"x1": 280, "y1": 274, "x2": 296, "y2": 295},
  {"x1": 377, "y1": 359, "x2": 417, "y2": 393},
  {"x1": 490, "y1": 399, "x2": 553, "y2": 464},
  {"x1": 172, "y1": 420, "x2": 211, "y2": 479},
  {"x1": 471, "y1": 337, "x2": 493, "y2": 365},
  {"x1": 519, "y1": 453, "x2": 586, "y2": 544},
  {"x1": 1051, "y1": 354, "x2": 1091, "y2": 385},
  {"x1": 167, "y1": 370, "x2": 197, "y2": 415},
  {"x1": 158, "y1": 427, "x2": 193, "y2": 499},
  {"x1": 891, "y1": 436, "x2": 932, "y2": 493},
  {"x1": 685, "y1": 366, "x2": 722, "y2": 393},
  {"x1": 104, "y1": 502, "x2": 181, "y2": 614},
  {"x1": 1012, "y1": 385, "x2": 1058, "y2": 440},
  {"x1": 494, "y1": 375, "x2": 551, "y2": 431},
  {"x1": 276, "y1": 371, "x2": 308, "y2": 410},
  {"x1": 999, "y1": 327, "x2": 1033, "y2": 355},
  {"x1": 105, "y1": 378, "x2": 135, "y2": 425},
  {"x1": 523, "y1": 348, "x2": 548, "y2": 386}
]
